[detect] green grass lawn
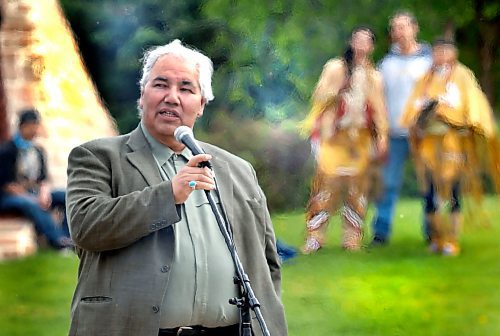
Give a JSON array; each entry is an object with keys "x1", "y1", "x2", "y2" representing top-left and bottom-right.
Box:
[
  {"x1": 0, "y1": 197, "x2": 498, "y2": 335},
  {"x1": 275, "y1": 196, "x2": 500, "y2": 336}
]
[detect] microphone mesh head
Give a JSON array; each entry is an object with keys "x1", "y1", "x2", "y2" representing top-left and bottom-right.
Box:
[{"x1": 174, "y1": 125, "x2": 193, "y2": 142}]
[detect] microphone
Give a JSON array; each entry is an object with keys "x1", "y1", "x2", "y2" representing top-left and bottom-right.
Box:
[{"x1": 174, "y1": 126, "x2": 212, "y2": 168}]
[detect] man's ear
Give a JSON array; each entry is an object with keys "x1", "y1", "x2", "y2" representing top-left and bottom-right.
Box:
[
  {"x1": 413, "y1": 23, "x2": 419, "y2": 36},
  {"x1": 138, "y1": 92, "x2": 144, "y2": 110},
  {"x1": 198, "y1": 98, "x2": 206, "y2": 117}
]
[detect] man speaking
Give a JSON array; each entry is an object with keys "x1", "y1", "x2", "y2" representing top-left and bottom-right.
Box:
[{"x1": 66, "y1": 39, "x2": 287, "y2": 336}]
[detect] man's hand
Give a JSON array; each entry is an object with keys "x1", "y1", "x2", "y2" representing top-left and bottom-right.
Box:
[
  {"x1": 37, "y1": 183, "x2": 52, "y2": 210},
  {"x1": 3, "y1": 183, "x2": 26, "y2": 195},
  {"x1": 171, "y1": 154, "x2": 216, "y2": 204}
]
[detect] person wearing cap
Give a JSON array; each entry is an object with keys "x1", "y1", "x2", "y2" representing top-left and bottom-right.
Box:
[
  {"x1": 0, "y1": 108, "x2": 73, "y2": 249},
  {"x1": 401, "y1": 38, "x2": 499, "y2": 256},
  {"x1": 66, "y1": 39, "x2": 287, "y2": 336}
]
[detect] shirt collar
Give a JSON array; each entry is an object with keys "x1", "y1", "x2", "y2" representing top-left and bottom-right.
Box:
[
  {"x1": 140, "y1": 121, "x2": 193, "y2": 165},
  {"x1": 13, "y1": 132, "x2": 34, "y2": 151}
]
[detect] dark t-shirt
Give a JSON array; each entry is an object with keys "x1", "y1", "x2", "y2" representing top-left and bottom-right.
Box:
[{"x1": 0, "y1": 139, "x2": 47, "y2": 195}]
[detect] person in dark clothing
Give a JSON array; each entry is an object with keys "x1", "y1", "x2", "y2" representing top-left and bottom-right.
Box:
[{"x1": 0, "y1": 108, "x2": 72, "y2": 249}]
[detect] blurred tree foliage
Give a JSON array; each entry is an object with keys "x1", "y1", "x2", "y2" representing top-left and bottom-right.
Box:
[
  {"x1": 60, "y1": 0, "x2": 221, "y2": 133},
  {"x1": 60, "y1": 0, "x2": 498, "y2": 210}
]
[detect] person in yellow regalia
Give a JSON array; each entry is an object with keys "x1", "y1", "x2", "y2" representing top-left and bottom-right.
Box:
[
  {"x1": 301, "y1": 27, "x2": 388, "y2": 253},
  {"x1": 401, "y1": 38, "x2": 499, "y2": 256}
]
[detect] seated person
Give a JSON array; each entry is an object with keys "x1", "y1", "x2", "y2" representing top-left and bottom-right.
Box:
[{"x1": 0, "y1": 108, "x2": 72, "y2": 249}]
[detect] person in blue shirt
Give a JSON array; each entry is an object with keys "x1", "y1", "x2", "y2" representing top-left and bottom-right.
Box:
[
  {"x1": 0, "y1": 109, "x2": 72, "y2": 249},
  {"x1": 370, "y1": 11, "x2": 433, "y2": 246}
]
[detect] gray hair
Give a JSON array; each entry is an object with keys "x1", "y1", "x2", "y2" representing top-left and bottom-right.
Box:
[{"x1": 138, "y1": 39, "x2": 214, "y2": 113}]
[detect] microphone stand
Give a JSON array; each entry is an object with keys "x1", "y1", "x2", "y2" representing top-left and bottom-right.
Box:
[
  {"x1": 174, "y1": 126, "x2": 271, "y2": 335},
  {"x1": 203, "y1": 184, "x2": 270, "y2": 336}
]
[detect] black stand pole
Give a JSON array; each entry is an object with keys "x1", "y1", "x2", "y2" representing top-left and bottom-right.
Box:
[{"x1": 203, "y1": 187, "x2": 271, "y2": 336}]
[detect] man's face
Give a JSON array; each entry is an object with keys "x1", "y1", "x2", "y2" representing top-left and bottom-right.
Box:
[
  {"x1": 139, "y1": 54, "x2": 205, "y2": 146},
  {"x1": 20, "y1": 122, "x2": 40, "y2": 141},
  {"x1": 390, "y1": 15, "x2": 417, "y2": 44}
]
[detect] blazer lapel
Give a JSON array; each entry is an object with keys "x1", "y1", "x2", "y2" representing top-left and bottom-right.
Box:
[
  {"x1": 124, "y1": 129, "x2": 234, "y2": 227},
  {"x1": 125, "y1": 127, "x2": 163, "y2": 187},
  {"x1": 208, "y1": 152, "x2": 235, "y2": 232}
]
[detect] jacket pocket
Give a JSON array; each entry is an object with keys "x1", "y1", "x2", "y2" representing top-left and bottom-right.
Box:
[
  {"x1": 246, "y1": 196, "x2": 263, "y2": 209},
  {"x1": 72, "y1": 296, "x2": 115, "y2": 335},
  {"x1": 81, "y1": 295, "x2": 113, "y2": 303},
  {"x1": 245, "y1": 197, "x2": 267, "y2": 246}
]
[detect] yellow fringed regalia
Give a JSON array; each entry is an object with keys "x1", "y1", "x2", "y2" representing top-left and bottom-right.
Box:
[
  {"x1": 401, "y1": 61, "x2": 499, "y2": 255},
  {"x1": 301, "y1": 58, "x2": 388, "y2": 252}
]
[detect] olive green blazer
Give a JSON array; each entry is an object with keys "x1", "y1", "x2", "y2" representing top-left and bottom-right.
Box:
[{"x1": 66, "y1": 126, "x2": 287, "y2": 336}]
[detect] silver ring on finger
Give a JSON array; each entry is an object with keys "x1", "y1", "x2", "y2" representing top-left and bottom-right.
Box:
[{"x1": 188, "y1": 180, "x2": 197, "y2": 190}]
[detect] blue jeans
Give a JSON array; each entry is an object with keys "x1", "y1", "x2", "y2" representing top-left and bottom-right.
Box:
[
  {"x1": 0, "y1": 190, "x2": 69, "y2": 248},
  {"x1": 372, "y1": 136, "x2": 411, "y2": 241},
  {"x1": 50, "y1": 190, "x2": 70, "y2": 237}
]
